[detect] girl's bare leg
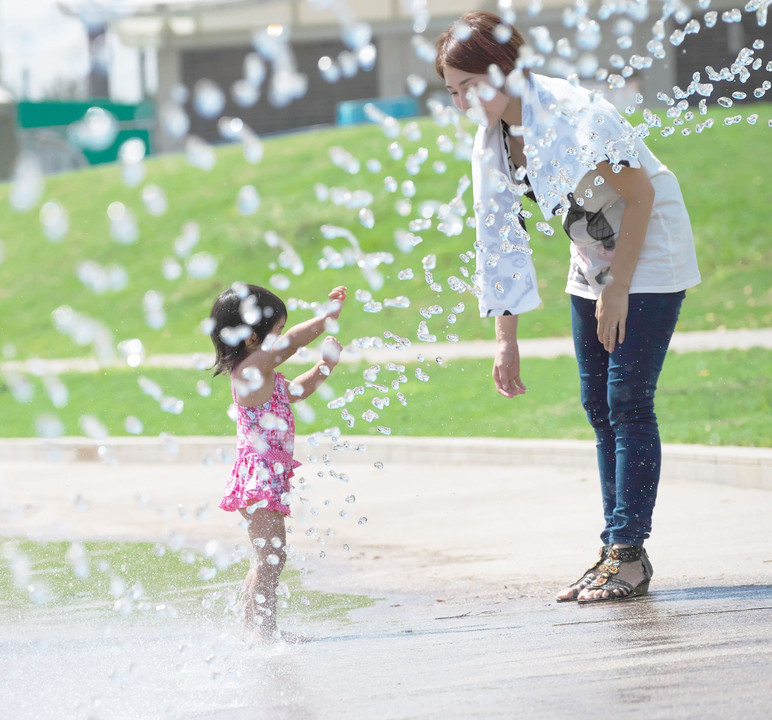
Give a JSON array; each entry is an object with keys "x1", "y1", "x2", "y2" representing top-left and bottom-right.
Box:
[
  {"x1": 238, "y1": 507, "x2": 286, "y2": 641},
  {"x1": 242, "y1": 566, "x2": 258, "y2": 629}
]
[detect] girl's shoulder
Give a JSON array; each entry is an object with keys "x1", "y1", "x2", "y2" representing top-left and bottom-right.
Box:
[{"x1": 231, "y1": 366, "x2": 279, "y2": 407}]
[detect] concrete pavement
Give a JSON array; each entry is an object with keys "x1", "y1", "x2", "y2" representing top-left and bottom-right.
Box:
[{"x1": 1, "y1": 435, "x2": 771, "y2": 719}]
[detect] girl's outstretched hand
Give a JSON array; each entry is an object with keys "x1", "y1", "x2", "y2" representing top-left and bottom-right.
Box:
[
  {"x1": 325, "y1": 286, "x2": 347, "y2": 319},
  {"x1": 321, "y1": 336, "x2": 343, "y2": 369}
]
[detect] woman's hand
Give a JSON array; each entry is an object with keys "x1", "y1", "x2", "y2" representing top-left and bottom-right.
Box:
[
  {"x1": 493, "y1": 314, "x2": 526, "y2": 397},
  {"x1": 325, "y1": 286, "x2": 347, "y2": 319},
  {"x1": 592, "y1": 162, "x2": 653, "y2": 354},
  {"x1": 493, "y1": 342, "x2": 527, "y2": 397},
  {"x1": 595, "y1": 282, "x2": 628, "y2": 354}
]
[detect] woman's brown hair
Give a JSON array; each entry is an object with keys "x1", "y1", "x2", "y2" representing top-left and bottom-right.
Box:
[{"x1": 435, "y1": 11, "x2": 526, "y2": 79}]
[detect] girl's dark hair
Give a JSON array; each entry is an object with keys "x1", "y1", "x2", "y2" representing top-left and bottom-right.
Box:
[
  {"x1": 209, "y1": 283, "x2": 287, "y2": 376},
  {"x1": 435, "y1": 11, "x2": 526, "y2": 79}
]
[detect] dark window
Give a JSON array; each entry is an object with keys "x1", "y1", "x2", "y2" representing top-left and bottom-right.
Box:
[
  {"x1": 673, "y1": 16, "x2": 772, "y2": 104},
  {"x1": 181, "y1": 39, "x2": 379, "y2": 139}
]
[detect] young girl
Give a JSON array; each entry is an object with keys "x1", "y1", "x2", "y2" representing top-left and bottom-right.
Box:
[
  {"x1": 435, "y1": 12, "x2": 700, "y2": 604},
  {"x1": 210, "y1": 283, "x2": 347, "y2": 640}
]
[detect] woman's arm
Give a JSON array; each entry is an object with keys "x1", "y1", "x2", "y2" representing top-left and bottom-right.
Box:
[
  {"x1": 594, "y1": 163, "x2": 655, "y2": 353},
  {"x1": 493, "y1": 314, "x2": 527, "y2": 398}
]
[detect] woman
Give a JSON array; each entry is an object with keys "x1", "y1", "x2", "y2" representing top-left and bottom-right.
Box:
[{"x1": 435, "y1": 11, "x2": 701, "y2": 604}]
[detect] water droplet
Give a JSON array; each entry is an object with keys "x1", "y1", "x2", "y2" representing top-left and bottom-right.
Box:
[
  {"x1": 536, "y1": 221, "x2": 554, "y2": 236},
  {"x1": 143, "y1": 290, "x2": 166, "y2": 329},
  {"x1": 65, "y1": 542, "x2": 91, "y2": 579},
  {"x1": 193, "y1": 79, "x2": 226, "y2": 118},
  {"x1": 329, "y1": 145, "x2": 361, "y2": 174},
  {"x1": 10, "y1": 154, "x2": 44, "y2": 212},
  {"x1": 237, "y1": 185, "x2": 261, "y2": 215},
  {"x1": 107, "y1": 202, "x2": 139, "y2": 244},
  {"x1": 395, "y1": 199, "x2": 412, "y2": 217},
  {"x1": 231, "y1": 79, "x2": 259, "y2": 106},
  {"x1": 406, "y1": 74, "x2": 427, "y2": 96},
  {"x1": 39, "y1": 201, "x2": 69, "y2": 242},
  {"x1": 125, "y1": 416, "x2": 143, "y2": 434},
  {"x1": 197, "y1": 567, "x2": 217, "y2": 581},
  {"x1": 187, "y1": 252, "x2": 218, "y2": 279},
  {"x1": 185, "y1": 136, "x2": 216, "y2": 171},
  {"x1": 358, "y1": 516, "x2": 368, "y2": 525},
  {"x1": 721, "y1": 8, "x2": 742, "y2": 22},
  {"x1": 160, "y1": 396, "x2": 184, "y2": 414},
  {"x1": 118, "y1": 338, "x2": 145, "y2": 367},
  {"x1": 160, "y1": 103, "x2": 190, "y2": 139},
  {"x1": 142, "y1": 184, "x2": 168, "y2": 216},
  {"x1": 68, "y1": 107, "x2": 119, "y2": 151},
  {"x1": 80, "y1": 414, "x2": 108, "y2": 440},
  {"x1": 401, "y1": 180, "x2": 417, "y2": 198},
  {"x1": 36, "y1": 413, "x2": 65, "y2": 439},
  {"x1": 162, "y1": 257, "x2": 183, "y2": 281},
  {"x1": 359, "y1": 208, "x2": 375, "y2": 229}
]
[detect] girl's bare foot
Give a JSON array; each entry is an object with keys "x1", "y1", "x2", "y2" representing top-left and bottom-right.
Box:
[{"x1": 244, "y1": 626, "x2": 311, "y2": 645}]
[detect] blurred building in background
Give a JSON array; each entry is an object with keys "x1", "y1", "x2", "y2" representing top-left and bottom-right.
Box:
[
  {"x1": 96, "y1": 0, "x2": 771, "y2": 152},
  {"x1": 1, "y1": 0, "x2": 768, "y2": 174}
]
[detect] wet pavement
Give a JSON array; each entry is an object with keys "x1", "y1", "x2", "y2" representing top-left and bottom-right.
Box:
[
  {"x1": 1, "y1": 438, "x2": 771, "y2": 718},
  {"x1": 2, "y1": 584, "x2": 770, "y2": 719}
]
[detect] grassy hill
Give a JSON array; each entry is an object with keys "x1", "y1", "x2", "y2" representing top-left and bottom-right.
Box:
[
  {"x1": 1, "y1": 105, "x2": 770, "y2": 362},
  {"x1": 0, "y1": 105, "x2": 770, "y2": 445}
]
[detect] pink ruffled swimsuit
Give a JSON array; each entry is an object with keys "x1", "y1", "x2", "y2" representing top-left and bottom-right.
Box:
[{"x1": 219, "y1": 371, "x2": 301, "y2": 515}]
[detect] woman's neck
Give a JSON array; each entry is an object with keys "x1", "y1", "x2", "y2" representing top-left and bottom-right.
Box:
[{"x1": 501, "y1": 95, "x2": 522, "y2": 127}]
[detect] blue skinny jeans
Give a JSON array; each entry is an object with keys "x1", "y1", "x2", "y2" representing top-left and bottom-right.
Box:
[{"x1": 570, "y1": 291, "x2": 685, "y2": 547}]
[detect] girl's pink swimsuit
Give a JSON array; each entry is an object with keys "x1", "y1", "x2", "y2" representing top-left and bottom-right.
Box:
[{"x1": 219, "y1": 371, "x2": 301, "y2": 515}]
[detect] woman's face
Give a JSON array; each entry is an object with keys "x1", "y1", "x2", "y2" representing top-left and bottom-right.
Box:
[{"x1": 442, "y1": 65, "x2": 511, "y2": 126}]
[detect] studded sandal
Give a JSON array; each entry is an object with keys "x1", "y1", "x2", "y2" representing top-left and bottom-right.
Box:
[
  {"x1": 577, "y1": 546, "x2": 653, "y2": 605},
  {"x1": 556, "y1": 545, "x2": 611, "y2": 603}
]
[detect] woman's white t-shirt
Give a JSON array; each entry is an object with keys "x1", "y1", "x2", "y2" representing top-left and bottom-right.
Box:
[
  {"x1": 563, "y1": 138, "x2": 700, "y2": 299},
  {"x1": 470, "y1": 73, "x2": 701, "y2": 316}
]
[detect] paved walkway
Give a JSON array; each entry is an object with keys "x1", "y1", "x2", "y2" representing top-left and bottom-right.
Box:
[
  {"x1": 2, "y1": 328, "x2": 771, "y2": 718},
  {"x1": 2, "y1": 327, "x2": 771, "y2": 374},
  {"x1": 1, "y1": 438, "x2": 771, "y2": 719}
]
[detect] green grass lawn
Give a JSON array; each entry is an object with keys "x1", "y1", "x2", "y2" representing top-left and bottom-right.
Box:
[
  {"x1": 3, "y1": 348, "x2": 770, "y2": 446},
  {"x1": 0, "y1": 105, "x2": 770, "y2": 362},
  {"x1": 1, "y1": 104, "x2": 770, "y2": 444},
  {"x1": 0, "y1": 538, "x2": 373, "y2": 624}
]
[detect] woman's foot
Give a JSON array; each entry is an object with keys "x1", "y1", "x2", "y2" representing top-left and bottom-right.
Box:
[
  {"x1": 577, "y1": 545, "x2": 653, "y2": 604},
  {"x1": 555, "y1": 545, "x2": 610, "y2": 602}
]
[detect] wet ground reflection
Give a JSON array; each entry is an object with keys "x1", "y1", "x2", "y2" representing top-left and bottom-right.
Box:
[{"x1": 2, "y1": 583, "x2": 770, "y2": 719}]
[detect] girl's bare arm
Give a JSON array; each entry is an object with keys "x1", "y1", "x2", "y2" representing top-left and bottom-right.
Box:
[
  {"x1": 239, "y1": 286, "x2": 347, "y2": 376},
  {"x1": 285, "y1": 337, "x2": 342, "y2": 402}
]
